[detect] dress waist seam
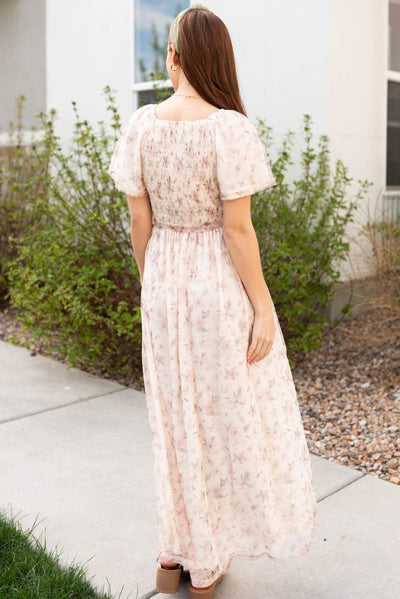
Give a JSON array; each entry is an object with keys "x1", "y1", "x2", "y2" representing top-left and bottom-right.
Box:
[{"x1": 153, "y1": 220, "x2": 223, "y2": 232}]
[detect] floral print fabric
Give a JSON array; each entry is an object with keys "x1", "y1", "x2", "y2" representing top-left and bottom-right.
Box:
[{"x1": 108, "y1": 104, "x2": 318, "y2": 588}]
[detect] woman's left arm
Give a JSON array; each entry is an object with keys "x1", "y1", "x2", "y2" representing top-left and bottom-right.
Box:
[{"x1": 127, "y1": 195, "x2": 153, "y2": 284}]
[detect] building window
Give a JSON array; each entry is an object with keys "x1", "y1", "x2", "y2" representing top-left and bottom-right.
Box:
[
  {"x1": 133, "y1": 0, "x2": 190, "y2": 107},
  {"x1": 389, "y1": 0, "x2": 400, "y2": 72},
  {"x1": 387, "y1": 81, "x2": 400, "y2": 188},
  {"x1": 387, "y1": 2, "x2": 400, "y2": 189}
]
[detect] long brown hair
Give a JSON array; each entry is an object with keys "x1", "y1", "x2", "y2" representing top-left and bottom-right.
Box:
[{"x1": 172, "y1": 9, "x2": 247, "y2": 116}]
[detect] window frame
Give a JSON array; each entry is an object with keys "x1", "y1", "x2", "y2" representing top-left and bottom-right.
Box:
[
  {"x1": 131, "y1": 0, "x2": 183, "y2": 111},
  {"x1": 386, "y1": 1, "x2": 400, "y2": 191}
]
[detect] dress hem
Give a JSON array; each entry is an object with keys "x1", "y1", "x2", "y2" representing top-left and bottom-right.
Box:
[{"x1": 157, "y1": 508, "x2": 319, "y2": 588}]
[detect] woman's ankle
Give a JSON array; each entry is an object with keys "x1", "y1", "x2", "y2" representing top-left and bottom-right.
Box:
[{"x1": 160, "y1": 561, "x2": 179, "y2": 569}]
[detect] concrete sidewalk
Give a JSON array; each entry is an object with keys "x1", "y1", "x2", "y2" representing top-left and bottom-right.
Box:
[{"x1": 0, "y1": 339, "x2": 399, "y2": 599}]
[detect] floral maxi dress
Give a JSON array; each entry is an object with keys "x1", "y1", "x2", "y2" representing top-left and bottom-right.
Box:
[{"x1": 108, "y1": 103, "x2": 319, "y2": 588}]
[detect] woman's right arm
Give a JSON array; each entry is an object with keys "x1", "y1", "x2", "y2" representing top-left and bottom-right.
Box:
[{"x1": 222, "y1": 194, "x2": 275, "y2": 364}]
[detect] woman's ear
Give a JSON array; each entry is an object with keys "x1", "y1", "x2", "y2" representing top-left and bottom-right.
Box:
[{"x1": 170, "y1": 43, "x2": 179, "y2": 64}]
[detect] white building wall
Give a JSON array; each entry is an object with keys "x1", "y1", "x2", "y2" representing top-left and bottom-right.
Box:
[
  {"x1": 187, "y1": 0, "x2": 332, "y2": 165},
  {"x1": 45, "y1": 0, "x2": 388, "y2": 285},
  {"x1": 46, "y1": 0, "x2": 133, "y2": 143},
  {"x1": 46, "y1": 0, "x2": 332, "y2": 154},
  {"x1": 214, "y1": 0, "x2": 388, "y2": 283},
  {"x1": 331, "y1": 0, "x2": 388, "y2": 281}
]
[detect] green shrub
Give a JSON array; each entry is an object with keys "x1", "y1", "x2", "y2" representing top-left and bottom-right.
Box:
[
  {"x1": 353, "y1": 208, "x2": 400, "y2": 319},
  {"x1": 0, "y1": 95, "x2": 48, "y2": 301},
  {"x1": 252, "y1": 114, "x2": 372, "y2": 357},
  {"x1": 6, "y1": 86, "x2": 143, "y2": 376},
  {"x1": 6, "y1": 87, "x2": 371, "y2": 375}
]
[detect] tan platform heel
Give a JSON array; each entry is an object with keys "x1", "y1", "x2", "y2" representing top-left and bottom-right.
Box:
[
  {"x1": 156, "y1": 563, "x2": 183, "y2": 594},
  {"x1": 189, "y1": 573, "x2": 224, "y2": 599}
]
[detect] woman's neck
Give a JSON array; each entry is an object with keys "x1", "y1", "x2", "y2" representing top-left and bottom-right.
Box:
[{"x1": 173, "y1": 73, "x2": 199, "y2": 98}]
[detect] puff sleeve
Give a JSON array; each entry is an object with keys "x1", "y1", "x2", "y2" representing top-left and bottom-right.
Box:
[
  {"x1": 215, "y1": 110, "x2": 277, "y2": 201},
  {"x1": 107, "y1": 104, "x2": 151, "y2": 197}
]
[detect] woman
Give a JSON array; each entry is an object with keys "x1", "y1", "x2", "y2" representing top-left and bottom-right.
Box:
[{"x1": 108, "y1": 4, "x2": 318, "y2": 598}]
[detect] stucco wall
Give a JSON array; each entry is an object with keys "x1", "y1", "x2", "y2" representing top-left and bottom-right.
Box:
[
  {"x1": 46, "y1": 0, "x2": 133, "y2": 143},
  {"x1": 0, "y1": 0, "x2": 46, "y2": 133},
  {"x1": 331, "y1": 0, "x2": 388, "y2": 281}
]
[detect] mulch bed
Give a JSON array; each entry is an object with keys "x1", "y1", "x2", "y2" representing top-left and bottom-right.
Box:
[{"x1": 1, "y1": 304, "x2": 399, "y2": 485}]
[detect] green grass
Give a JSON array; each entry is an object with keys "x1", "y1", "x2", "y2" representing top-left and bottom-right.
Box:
[{"x1": 0, "y1": 508, "x2": 138, "y2": 599}]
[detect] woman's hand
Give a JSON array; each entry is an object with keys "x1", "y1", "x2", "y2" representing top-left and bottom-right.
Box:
[{"x1": 247, "y1": 310, "x2": 275, "y2": 365}]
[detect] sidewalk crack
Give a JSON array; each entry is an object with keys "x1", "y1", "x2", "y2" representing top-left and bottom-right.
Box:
[
  {"x1": 317, "y1": 472, "x2": 367, "y2": 502},
  {"x1": 0, "y1": 388, "x2": 126, "y2": 425}
]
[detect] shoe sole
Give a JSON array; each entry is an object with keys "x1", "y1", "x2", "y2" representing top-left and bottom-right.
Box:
[{"x1": 189, "y1": 573, "x2": 224, "y2": 598}]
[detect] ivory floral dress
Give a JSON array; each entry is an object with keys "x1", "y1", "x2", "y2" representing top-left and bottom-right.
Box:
[{"x1": 108, "y1": 103, "x2": 319, "y2": 588}]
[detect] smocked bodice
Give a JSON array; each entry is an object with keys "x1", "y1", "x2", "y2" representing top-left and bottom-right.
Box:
[{"x1": 108, "y1": 103, "x2": 276, "y2": 229}]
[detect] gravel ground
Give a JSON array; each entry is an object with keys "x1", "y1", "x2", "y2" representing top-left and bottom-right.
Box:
[
  {"x1": 293, "y1": 309, "x2": 400, "y2": 486},
  {"x1": 1, "y1": 304, "x2": 399, "y2": 485}
]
